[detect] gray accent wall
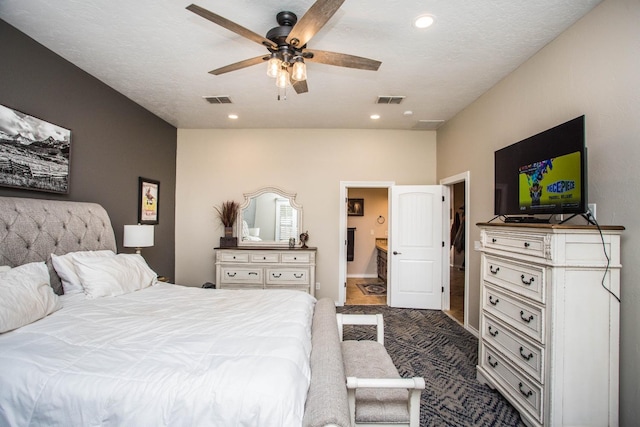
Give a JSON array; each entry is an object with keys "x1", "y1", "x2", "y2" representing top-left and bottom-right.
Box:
[{"x1": 0, "y1": 19, "x2": 177, "y2": 280}]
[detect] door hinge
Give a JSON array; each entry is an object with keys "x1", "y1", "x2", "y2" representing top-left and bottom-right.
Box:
[
  {"x1": 441, "y1": 286, "x2": 444, "y2": 293},
  {"x1": 442, "y1": 196, "x2": 445, "y2": 202},
  {"x1": 442, "y1": 241, "x2": 445, "y2": 247}
]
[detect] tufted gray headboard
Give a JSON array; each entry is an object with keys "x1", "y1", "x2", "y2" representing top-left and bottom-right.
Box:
[{"x1": 0, "y1": 196, "x2": 117, "y2": 294}]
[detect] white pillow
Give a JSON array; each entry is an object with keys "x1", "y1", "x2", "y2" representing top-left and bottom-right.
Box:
[
  {"x1": 72, "y1": 253, "x2": 157, "y2": 299},
  {"x1": 0, "y1": 266, "x2": 11, "y2": 272},
  {"x1": 51, "y1": 250, "x2": 116, "y2": 294},
  {"x1": 0, "y1": 262, "x2": 61, "y2": 333}
]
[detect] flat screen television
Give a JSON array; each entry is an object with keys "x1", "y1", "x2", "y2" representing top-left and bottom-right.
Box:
[{"x1": 494, "y1": 115, "x2": 587, "y2": 220}]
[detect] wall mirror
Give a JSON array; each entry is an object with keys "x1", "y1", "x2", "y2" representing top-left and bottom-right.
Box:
[{"x1": 236, "y1": 187, "x2": 303, "y2": 246}]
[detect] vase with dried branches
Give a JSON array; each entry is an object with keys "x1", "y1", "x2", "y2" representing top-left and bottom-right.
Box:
[{"x1": 215, "y1": 200, "x2": 239, "y2": 237}]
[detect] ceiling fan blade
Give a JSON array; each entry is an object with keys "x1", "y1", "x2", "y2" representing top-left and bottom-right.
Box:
[
  {"x1": 291, "y1": 78, "x2": 309, "y2": 94},
  {"x1": 187, "y1": 4, "x2": 277, "y2": 49},
  {"x1": 209, "y1": 55, "x2": 269, "y2": 75},
  {"x1": 305, "y1": 49, "x2": 381, "y2": 71},
  {"x1": 286, "y1": 0, "x2": 345, "y2": 48}
]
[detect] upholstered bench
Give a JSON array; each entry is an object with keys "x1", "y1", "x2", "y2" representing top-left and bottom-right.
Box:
[
  {"x1": 302, "y1": 298, "x2": 424, "y2": 427},
  {"x1": 338, "y1": 314, "x2": 425, "y2": 427}
]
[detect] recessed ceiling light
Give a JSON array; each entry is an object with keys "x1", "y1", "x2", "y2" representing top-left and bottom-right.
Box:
[
  {"x1": 228, "y1": 114, "x2": 238, "y2": 120},
  {"x1": 414, "y1": 14, "x2": 435, "y2": 29},
  {"x1": 370, "y1": 114, "x2": 380, "y2": 120}
]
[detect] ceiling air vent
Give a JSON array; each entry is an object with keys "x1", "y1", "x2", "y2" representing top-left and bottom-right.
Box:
[
  {"x1": 412, "y1": 120, "x2": 445, "y2": 130},
  {"x1": 376, "y1": 96, "x2": 405, "y2": 105},
  {"x1": 203, "y1": 96, "x2": 232, "y2": 104}
]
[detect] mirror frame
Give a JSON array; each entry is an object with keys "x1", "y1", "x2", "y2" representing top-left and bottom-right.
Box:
[{"x1": 236, "y1": 186, "x2": 303, "y2": 247}]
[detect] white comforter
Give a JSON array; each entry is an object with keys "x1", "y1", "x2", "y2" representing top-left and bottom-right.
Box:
[{"x1": 0, "y1": 284, "x2": 316, "y2": 426}]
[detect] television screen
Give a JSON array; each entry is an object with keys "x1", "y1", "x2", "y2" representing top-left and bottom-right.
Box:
[{"x1": 495, "y1": 116, "x2": 586, "y2": 217}]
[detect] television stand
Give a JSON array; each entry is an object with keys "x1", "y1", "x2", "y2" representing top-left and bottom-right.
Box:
[
  {"x1": 558, "y1": 212, "x2": 597, "y2": 226},
  {"x1": 503, "y1": 216, "x2": 551, "y2": 224}
]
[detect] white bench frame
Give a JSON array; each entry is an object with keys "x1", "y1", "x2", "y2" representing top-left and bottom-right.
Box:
[{"x1": 337, "y1": 313, "x2": 425, "y2": 427}]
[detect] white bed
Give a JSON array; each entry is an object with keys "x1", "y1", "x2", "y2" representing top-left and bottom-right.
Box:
[{"x1": 0, "y1": 197, "x2": 316, "y2": 426}]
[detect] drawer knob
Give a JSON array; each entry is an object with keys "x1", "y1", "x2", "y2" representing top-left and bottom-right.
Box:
[
  {"x1": 521, "y1": 275, "x2": 534, "y2": 285},
  {"x1": 524, "y1": 242, "x2": 530, "y2": 248},
  {"x1": 488, "y1": 356, "x2": 498, "y2": 368},
  {"x1": 272, "y1": 273, "x2": 282, "y2": 278},
  {"x1": 489, "y1": 265, "x2": 500, "y2": 274},
  {"x1": 489, "y1": 296, "x2": 499, "y2": 305},
  {"x1": 492, "y1": 238, "x2": 497, "y2": 243},
  {"x1": 520, "y1": 310, "x2": 534, "y2": 323},
  {"x1": 488, "y1": 326, "x2": 499, "y2": 337},
  {"x1": 518, "y1": 382, "x2": 533, "y2": 398},
  {"x1": 227, "y1": 272, "x2": 237, "y2": 277},
  {"x1": 294, "y1": 257, "x2": 297, "y2": 260},
  {"x1": 263, "y1": 256, "x2": 267, "y2": 260},
  {"x1": 519, "y1": 346, "x2": 534, "y2": 361}
]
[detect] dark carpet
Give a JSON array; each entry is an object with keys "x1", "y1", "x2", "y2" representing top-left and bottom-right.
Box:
[{"x1": 336, "y1": 305, "x2": 525, "y2": 427}]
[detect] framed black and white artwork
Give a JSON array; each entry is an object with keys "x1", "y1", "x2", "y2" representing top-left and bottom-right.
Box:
[{"x1": 0, "y1": 104, "x2": 71, "y2": 194}]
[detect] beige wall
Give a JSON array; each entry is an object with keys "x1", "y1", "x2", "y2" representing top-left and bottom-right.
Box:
[
  {"x1": 436, "y1": 0, "x2": 640, "y2": 423},
  {"x1": 176, "y1": 129, "x2": 436, "y2": 302},
  {"x1": 347, "y1": 188, "x2": 389, "y2": 278}
]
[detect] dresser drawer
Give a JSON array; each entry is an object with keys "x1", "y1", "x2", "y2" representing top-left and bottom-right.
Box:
[
  {"x1": 483, "y1": 255, "x2": 545, "y2": 303},
  {"x1": 281, "y1": 252, "x2": 311, "y2": 263},
  {"x1": 480, "y1": 346, "x2": 543, "y2": 423},
  {"x1": 483, "y1": 285, "x2": 544, "y2": 343},
  {"x1": 482, "y1": 314, "x2": 544, "y2": 383},
  {"x1": 219, "y1": 267, "x2": 263, "y2": 284},
  {"x1": 484, "y1": 230, "x2": 547, "y2": 259},
  {"x1": 266, "y1": 268, "x2": 309, "y2": 285},
  {"x1": 251, "y1": 253, "x2": 280, "y2": 263},
  {"x1": 218, "y1": 252, "x2": 250, "y2": 263}
]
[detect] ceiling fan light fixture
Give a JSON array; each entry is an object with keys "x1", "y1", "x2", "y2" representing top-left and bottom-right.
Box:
[
  {"x1": 267, "y1": 53, "x2": 281, "y2": 78},
  {"x1": 276, "y1": 65, "x2": 290, "y2": 88},
  {"x1": 291, "y1": 57, "x2": 307, "y2": 81}
]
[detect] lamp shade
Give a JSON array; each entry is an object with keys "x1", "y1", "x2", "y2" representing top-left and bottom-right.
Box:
[{"x1": 123, "y1": 224, "x2": 154, "y2": 249}]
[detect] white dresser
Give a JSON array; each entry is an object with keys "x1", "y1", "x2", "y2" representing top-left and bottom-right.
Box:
[
  {"x1": 476, "y1": 223, "x2": 623, "y2": 427},
  {"x1": 215, "y1": 247, "x2": 316, "y2": 297}
]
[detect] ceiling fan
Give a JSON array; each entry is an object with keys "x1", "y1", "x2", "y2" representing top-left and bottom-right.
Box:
[{"x1": 186, "y1": 0, "x2": 382, "y2": 94}]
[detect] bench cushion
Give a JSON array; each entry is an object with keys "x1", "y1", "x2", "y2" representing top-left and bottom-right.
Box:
[
  {"x1": 342, "y1": 340, "x2": 410, "y2": 423},
  {"x1": 302, "y1": 298, "x2": 351, "y2": 427}
]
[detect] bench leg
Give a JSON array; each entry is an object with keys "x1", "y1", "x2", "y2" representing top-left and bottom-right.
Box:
[{"x1": 346, "y1": 377, "x2": 425, "y2": 427}]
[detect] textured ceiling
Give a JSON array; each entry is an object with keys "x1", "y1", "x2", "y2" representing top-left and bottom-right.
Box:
[{"x1": 0, "y1": 0, "x2": 602, "y2": 130}]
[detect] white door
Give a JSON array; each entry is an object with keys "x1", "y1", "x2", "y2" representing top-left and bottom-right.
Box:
[{"x1": 389, "y1": 185, "x2": 445, "y2": 309}]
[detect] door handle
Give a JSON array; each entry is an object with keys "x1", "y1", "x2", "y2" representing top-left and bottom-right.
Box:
[{"x1": 393, "y1": 251, "x2": 402, "y2": 255}]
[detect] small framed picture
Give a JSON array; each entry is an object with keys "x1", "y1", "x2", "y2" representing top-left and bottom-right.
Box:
[
  {"x1": 138, "y1": 177, "x2": 159, "y2": 224},
  {"x1": 347, "y1": 198, "x2": 364, "y2": 216}
]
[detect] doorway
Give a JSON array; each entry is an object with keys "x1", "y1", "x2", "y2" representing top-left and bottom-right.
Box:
[
  {"x1": 344, "y1": 186, "x2": 389, "y2": 306},
  {"x1": 339, "y1": 181, "x2": 394, "y2": 306},
  {"x1": 338, "y1": 181, "x2": 447, "y2": 309},
  {"x1": 440, "y1": 172, "x2": 470, "y2": 328}
]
